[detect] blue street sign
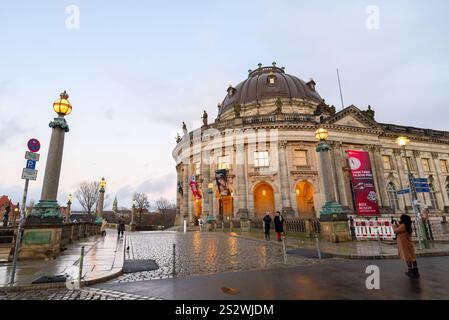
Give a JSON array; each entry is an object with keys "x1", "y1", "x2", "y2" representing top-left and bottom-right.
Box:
[
  {"x1": 26, "y1": 160, "x2": 36, "y2": 169},
  {"x1": 414, "y1": 183, "x2": 429, "y2": 188},
  {"x1": 413, "y1": 178, "x2": 428, "y2": 183},
  {"x1": 397, "y1": 189, "x2": 410, "y2": 195},
  {"x1": 416, "y1": 187, "x2": 430, "y2": 193}
]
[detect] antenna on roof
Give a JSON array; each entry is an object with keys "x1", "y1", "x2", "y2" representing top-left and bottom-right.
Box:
[{"x1": 336, "y1": 68, "x2": 345, "y2": 110}]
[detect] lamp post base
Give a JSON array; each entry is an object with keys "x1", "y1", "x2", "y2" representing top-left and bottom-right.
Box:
[
  {"x1": 129, "y1": 222, "x2": 137, "y2": 232},
  {"x1": 319, "y1": 202, "x2": 351, "y2": 243}
]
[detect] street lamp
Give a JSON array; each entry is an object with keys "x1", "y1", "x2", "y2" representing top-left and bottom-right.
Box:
[
  {"x1": 395, "y1": 136, "x2": 425, "y2": 249},
  {"x1": 130, "y1": 199, "x2": 137, "y2": 231},
  {"x1": 97, "y1": 177, "x2": 106, "y2": 222},
  {"x1": 66, "y1": 193, "x2": 72, "y2": 222}
]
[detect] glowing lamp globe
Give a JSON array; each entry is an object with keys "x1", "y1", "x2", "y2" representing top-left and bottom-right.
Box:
[
  {"x1": 395, "y1": 136, "x2": 409, "y2": 147},
  {"x1": 315, "y1": 128, "x2": 329, "y2": 141},
  {"x1": 100, "y1": 177, "x2": 106, "y2": 189},
  {"x1": 53, "y1": 91, "x2": 72, "y2": 116}
]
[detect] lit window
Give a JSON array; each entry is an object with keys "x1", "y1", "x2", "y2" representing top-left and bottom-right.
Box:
[
  {"x1": 267, "y1": 75, "x2": 277, "y2": 85},
  {"x1": 254, "y1": 151, "x2": 269, "y2": 167},
  {"x1": 386, "y1": 182, "x2": 399, "y2": 211},
  {"x1": 440, "y1": 160, "x2": 448, "y2": 173},
  {"x1": 217, "y1": 155, "x2": 230, "y2": 170},
  {"x1": 193, "y1": 162, "x2": 201, "y2": 175},
  {"x1": 294, "y1": 150, "x2": 308, "y2": 166},
  {"x1": 422, "y1": 158, "x2": 431, "y2": 172},
  {"x1": 382, "y1": 155, "x2": 392, "y2": 170}
]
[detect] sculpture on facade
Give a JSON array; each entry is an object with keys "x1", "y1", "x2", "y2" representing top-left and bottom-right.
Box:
[
  {"x1": 202, "y1": 110, "x2": 208, "y2": 126},
  {"x1": 182, "y1": 122, "x2": 187, "y2": 135}
]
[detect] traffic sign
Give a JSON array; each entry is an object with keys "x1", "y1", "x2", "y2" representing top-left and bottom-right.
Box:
[
  {"x1": 26, "y1": 160, "x2": 36, "y2": 169},
  {"x1": 416, "y1": 187, "x2": 430, "y2": 193},
  {"x1": 27, "y1": 138, "x2": 40, "y2": 153},
  {"x1": 413, "y1": 178, "x2": 428, "y2": 183},
  {"x1": 397, "y1": 188, "x2": 410, "y2": 195},
  {"x1": 21, "y1": 168, "x2": 38, "y2": 181},
  {"x1": 25, "y1": 151, "x2": 40, "y2": 161}
]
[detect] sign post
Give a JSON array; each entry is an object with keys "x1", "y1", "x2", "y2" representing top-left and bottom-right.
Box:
[{"x1": 10, "y1": 139, "x2": 40, "y2": 286}]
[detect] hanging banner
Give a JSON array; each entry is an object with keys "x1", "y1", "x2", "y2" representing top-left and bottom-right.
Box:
[
  {"x1": 347, "y1": 150, "x2": 379, "y2": 216},
  {"x1": 189, "y1": 175, "x2": 202, "y2": 199},
  {"x1": 215, "y1": 169, "x2": 230, "y2": 196}
]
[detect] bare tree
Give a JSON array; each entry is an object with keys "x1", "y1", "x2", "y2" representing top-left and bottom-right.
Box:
[
  {"x1": 133, "y1": 192, "x2": 150, "y2": 226},
  {"x1": 154, "y1": 197, "x2": 176, "y2": 214},
  {"x1": 75, "y1": 181, "x2": 100, "y2": 214}
]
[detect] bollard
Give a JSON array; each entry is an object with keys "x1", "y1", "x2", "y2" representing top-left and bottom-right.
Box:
[
  {"x1": 282, "y1": 236, "x2": 287, "y2": 264},
  {"x1": 222, "y1": 222, "x2": 224, "y2": 232},
  {"x1": 315, "y1": 234, "x2": 322, "y2": 261},
  {"x1": 79, "y1": 246, "x2": 85, "y2": 283},
  {"x1": 183, "y1": 219, "x2": 187, "y2": 233},
  {"x1": 172, "y1": 243, "x2": 176, "y2": 277},
  {"x1": 377, "y1": 229, "x2": 382, "y2": 255}
]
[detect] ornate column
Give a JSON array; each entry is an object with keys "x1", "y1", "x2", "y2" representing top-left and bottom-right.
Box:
[
  {"x1": 278, "y1": 141, "x2": 294, "y2": 216},
  {"x1": 315, "y1": 128, "x2": 350, "y2": 243},
  {"x1": 21, "y1": 91, "x2": 72, "y2": 260},
  {"x1": 236, "y1": 139, "x2": 249, "y2": 218},
  {"x1": 201, "y1": 151, "x2": 210, "y2": 219},
  {"x1": 368, "y1": 145, "x2": 388, "y2": 208},
  {"x1": 97, "y1": 177, "x2": 106, "y2": 222}
]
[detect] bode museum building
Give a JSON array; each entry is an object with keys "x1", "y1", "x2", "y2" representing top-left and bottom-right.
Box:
[{"x1": 172, "y1": 63, "x2": 449, "y2": 236}]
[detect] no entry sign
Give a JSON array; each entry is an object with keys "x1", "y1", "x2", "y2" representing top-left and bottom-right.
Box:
[{"x1": 27, "y1": 138, "x2": 41, "y2": 153}]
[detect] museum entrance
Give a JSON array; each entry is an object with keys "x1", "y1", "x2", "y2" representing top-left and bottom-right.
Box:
[
  {"x1": 254, "y1": 182, "x2": 275, "y2": 217},
  {"x1": 219, "y1": 196, "x2": 233, "y2": 221},
  {"x1": 295, "y1": 180, "x2": 315, "y2": 218}
]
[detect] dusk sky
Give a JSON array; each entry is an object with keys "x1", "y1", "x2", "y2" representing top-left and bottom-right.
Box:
[{"x1": 1, "y1": 0, "x2": 448, "y2": 210}]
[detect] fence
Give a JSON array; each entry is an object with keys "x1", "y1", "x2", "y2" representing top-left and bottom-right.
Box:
[
  {"x1": 60, "y1": 222, "x2": 101, "y2": 248},
  {"x1": 250, "y1": 218, "x2": 321, "y2": 234}
]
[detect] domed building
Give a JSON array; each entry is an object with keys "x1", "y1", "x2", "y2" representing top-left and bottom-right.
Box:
[{"x1": 173, "y1": 63, "x2": 449, "y2": 238}]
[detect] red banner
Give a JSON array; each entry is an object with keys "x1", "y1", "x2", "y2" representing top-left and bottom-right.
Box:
[
  {"x1": 347, "y1": 150, "x2": 379, "y2": 216},
  {"x1": 189, "y1": 175, "x2": 202, "y2": 199}
]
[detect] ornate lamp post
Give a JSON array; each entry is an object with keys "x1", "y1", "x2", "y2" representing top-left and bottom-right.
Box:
[
  {"x1": 130, "y1": 199, "x2": 137, "y2": 232},
  {"x1": 315, "y1": 127, "x2": 351, "y2": 242},
  {"x1": 395, "y1": 136, "x2": 425, "y2": 249},
  {"x1": 66, "y1": 193, "x2": 72, "y2": 222},
  {"x1": 97, "y1": 177, "x2": 106, "y2": 222},
  {"x1": 21, "y1": 91, "x2": 72, "y2": 259}
]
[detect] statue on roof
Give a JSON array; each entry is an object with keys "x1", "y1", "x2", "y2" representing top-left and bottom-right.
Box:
[
  {"x1": 202, "y1": 110, "x2": 208, "y2": 126},
  {"x1": 182, "y1": 122, "x2": 188, "y2": 135}
]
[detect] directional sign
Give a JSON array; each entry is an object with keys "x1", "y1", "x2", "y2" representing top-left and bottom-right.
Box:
[
  {"x1": 416, "y1": 187, "x2": 430, "y2": 193},
  {"x1": 397, "y1": 188, "x2": 410, "y2": 195},
  {"x1": 25, "y1": 151, "x2": 40, "y2": 161},
  {"x1": 413, "y1": 178, "x2": 428, "y2": 183},
  {"x1": 27, "y1": 138, "x2": 41, "y2": 153},
  {"x1": 26, "y1": 160, "x2": 36, "y2": 169},
  {"x1": 22, "y1": 168, "x2": 38, "y2": 181}
]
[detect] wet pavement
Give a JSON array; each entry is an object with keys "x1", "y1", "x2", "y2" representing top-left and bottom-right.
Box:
[
  {"x1": 0, "y1": 232, "x2": 123, "y2": 287},
  {"x1": 95, "y1": 256, "x2": 449, "y2": 300},
  {"x1": 115, "y1": 231, "x2": 318, "y2": 283}
]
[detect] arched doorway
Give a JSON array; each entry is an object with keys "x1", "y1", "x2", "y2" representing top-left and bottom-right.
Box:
[
  {"x1": 295, "y1": 181, "x2": 315, "y2": 218},
  {"x1": 254, "y1": 182, "x2": 275, "y2": 217},
  {"x1": 194, "y1": 198, "x2": 202, "y2": 223}
]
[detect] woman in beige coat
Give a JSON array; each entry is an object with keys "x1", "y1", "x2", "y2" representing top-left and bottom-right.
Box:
[{"x1": 393, "y1": 214, "x2": 419, "y2": 278}]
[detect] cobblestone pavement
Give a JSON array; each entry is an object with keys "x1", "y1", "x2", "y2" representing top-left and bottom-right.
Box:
[
  {"x1": 114, "y1": 231, "x2": 320, "y2": 283},
  {"x1": 0, "y1": 287, "x2": 160, "y2": 300}
]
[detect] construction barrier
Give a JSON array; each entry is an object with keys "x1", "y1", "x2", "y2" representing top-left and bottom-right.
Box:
[{"x1": 351, "y1": 218, "x2": 395, "y2": 240}]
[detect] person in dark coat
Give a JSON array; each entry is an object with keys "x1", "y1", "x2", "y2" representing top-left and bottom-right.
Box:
[
  {"x1": 2, "y1": 206, "x2": 11, "y2": 227},
  {"x1": 262, "y1": 213, "x2": 272, "y2": 240},
  {"x1": 274, "y1": 211, "x2": 284, "y2": 241},
  {"x1": 393, "y1": 214, "x2": 419, "y2": 278},
  {"x1": 117, "y1": 215, "x2": 125, "y2": 238}
]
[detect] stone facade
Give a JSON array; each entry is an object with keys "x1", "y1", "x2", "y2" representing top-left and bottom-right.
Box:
[{"x1": 172, "y1": 65, "x2": 449, "y2": 224}]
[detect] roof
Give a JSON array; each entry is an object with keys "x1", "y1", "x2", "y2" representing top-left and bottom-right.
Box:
[{"x1": 219, "y1": 65, "x2": 322, "y2": 115}]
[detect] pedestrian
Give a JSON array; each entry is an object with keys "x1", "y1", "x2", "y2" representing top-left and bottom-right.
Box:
[
  {"x1": 3, "y1": 206, "x2": 11, "y2": 227},
  {"x1": 274, "y1": 211, "x2": 284, "y2": 241},
  {"x1": 117, "y1": 215, "x2": 125, "y2": 238},
  {"x1": 100, "y1": 218, "x2": 108, "y2": 237},
  {"x1": 263, "y1": 213, "x2": 272, "y2": 240},
  {"x1": 392, "y1": 214, "x2": 419, "y2": 278}
]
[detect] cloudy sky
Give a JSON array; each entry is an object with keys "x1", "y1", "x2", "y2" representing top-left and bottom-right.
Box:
[{"x1": 1, "y1": 0, "x2": 448, "y2": 210}]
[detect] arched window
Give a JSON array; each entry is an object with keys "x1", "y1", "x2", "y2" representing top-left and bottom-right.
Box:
[
  {"x1": 429, "y1": 183, "x2": 439, "y2": 210},
  {"x1": 386, "y1": 182, "x2": 400, "y2": 211},
  {"x1": 446, "y1": 184, "x2": 449, "y2": 202}
]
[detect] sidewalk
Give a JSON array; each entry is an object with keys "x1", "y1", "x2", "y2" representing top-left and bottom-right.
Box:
[
  {"x1": 229, "y1": 230, "x2": 449, "y2": 259},
  {"x1": 0, "y1": 231, "x2": 124, "y2": 290}
]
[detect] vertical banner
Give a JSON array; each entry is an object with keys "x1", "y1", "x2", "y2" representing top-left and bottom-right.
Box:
[
  {"x1": 347, "y1": 150, "x2": 379, "y2": 215},
  {"x1": 189, "y1": 175, "x2": 202, "y2": 199},
  {"x1": 215, "y1": 169, "x2": 230, "y2": 196}
]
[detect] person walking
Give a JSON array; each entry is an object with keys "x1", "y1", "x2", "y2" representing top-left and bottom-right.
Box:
[
  {"x1": 392, "y1": 214, "x2": 419, "y2": 278},
  {"x1": 117, "y1": 215, "x2": 125, "y2": 238},
  {"x1": 263, "y1": 213, "x2": 272, "y2": 240},
  {"x1": 100, "y1": 218, "x2": 108, "y2": 237},
  {"x1": 2, "y1": 206, "x2": 10, "y2": 227},
  {"x1": 274, "y1": 211, "x2": 284, "y2": 241}
]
